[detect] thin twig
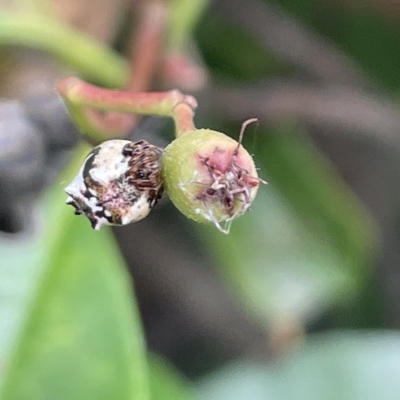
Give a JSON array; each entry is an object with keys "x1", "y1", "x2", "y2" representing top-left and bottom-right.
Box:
[
  {"x1": 127, "y1": 0, "x2": 167, "y2": 92},
  {"x1": 210, "y1": 82, "x2": 400, "y2": 148}
]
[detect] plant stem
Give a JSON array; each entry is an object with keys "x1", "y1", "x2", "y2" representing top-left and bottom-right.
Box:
[
  {"x1": 57, "y1": 77, "x2": 197, "y2": 137},
  {"x1": 173, "y1": 103, "x2": 196, "y2": 137},
  {"x1": 127, "y1": 0, "x2": 167, "y2": 92}
]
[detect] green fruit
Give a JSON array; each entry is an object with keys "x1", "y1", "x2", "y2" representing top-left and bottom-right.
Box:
[{"x1": 161, "y1": 129, "x2": 261, "y2": 233}]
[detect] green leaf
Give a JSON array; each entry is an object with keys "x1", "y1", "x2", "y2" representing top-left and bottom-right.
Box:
[
  {"x1": 0, "y1": 147, "x2": 149, "y2": 400},
  {"x1": 197, "y1": 331, "x2": 400, "y2": 400},
  {"x1": 149, "y1": 354, "x2": 194, "y2": 400},
  {"x1": 196, "y1": 15, "x2": 291, "y2": 82},
  {"x1": 0, "y1": 230, "x2": 47, "y2": 367},
  {"x1": 258, "y1": 127, "x2": 377, "y2": 273},
  {"x1": 271, "y1": 0, "x2": 400, "y2": 90}
]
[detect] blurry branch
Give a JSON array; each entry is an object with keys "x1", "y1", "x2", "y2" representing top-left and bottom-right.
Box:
[
  {"x1": 210, "y1": 82, "x2": 400, "y2": 148},
  {"x1": 0, "y1": 11, "x2": 128, "y2": 87},
  {"x1": 211, "y1": 0, "x2": 369, "y2": 88},
  {"x1": 127, "y1": 1, "x2": 167, "y2": 92}
]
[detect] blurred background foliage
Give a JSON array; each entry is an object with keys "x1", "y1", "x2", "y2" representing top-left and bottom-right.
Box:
[{"x1": 0, "y1": 0, "x2": 400, "y2": 398}]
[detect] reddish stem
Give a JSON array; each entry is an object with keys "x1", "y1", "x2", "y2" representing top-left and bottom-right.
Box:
[
  {"x1": 173, "y1": 102, "x2": 196, "y2": 136},
  {"x1": 127, "y1": 1, "x2": 166, "y2": 92},
  {"x1": 57, "y1": 77, "x2": 198, "y2": 136}
]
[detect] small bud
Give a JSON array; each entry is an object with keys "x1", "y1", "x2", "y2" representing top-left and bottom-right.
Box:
[
  {"x1": 161, "y1": 127, "x2": 264, "y2": 233},
  {"x1": 65, "y1": 139, "x2": 163, "y2": 230}
]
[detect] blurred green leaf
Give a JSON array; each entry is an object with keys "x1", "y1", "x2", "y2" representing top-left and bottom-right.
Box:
[
  {"x1": 0, "y1": 147, "x2": 149, "y2": 400},
  {"x1": 0, "y1": 11, "x2": 128, "y2": 87},
  {"x1": 258, "y1": 127, "x2": 376, "y2": 273},
  {"x1": 271, "y1": 0, "x2": 400, "y2": 90},
  {"x1": 197, "y1": 330, "x2": 400, "y2": 400},
  {"x1": 199, "y1": 126, "x2": 376, "y2": 325},
  {"x1": 0, "y1": 231, "x2": 46, "y2": 367},
  {"x1": 167, "y1": 0, "x2": 209, "y2": 53},
  {"x1": 196, "y1": 15, "x2": 291, "y2": 82},
  {"x1": 149, "y1": 354, "x2": 194, "y2": 400}
]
